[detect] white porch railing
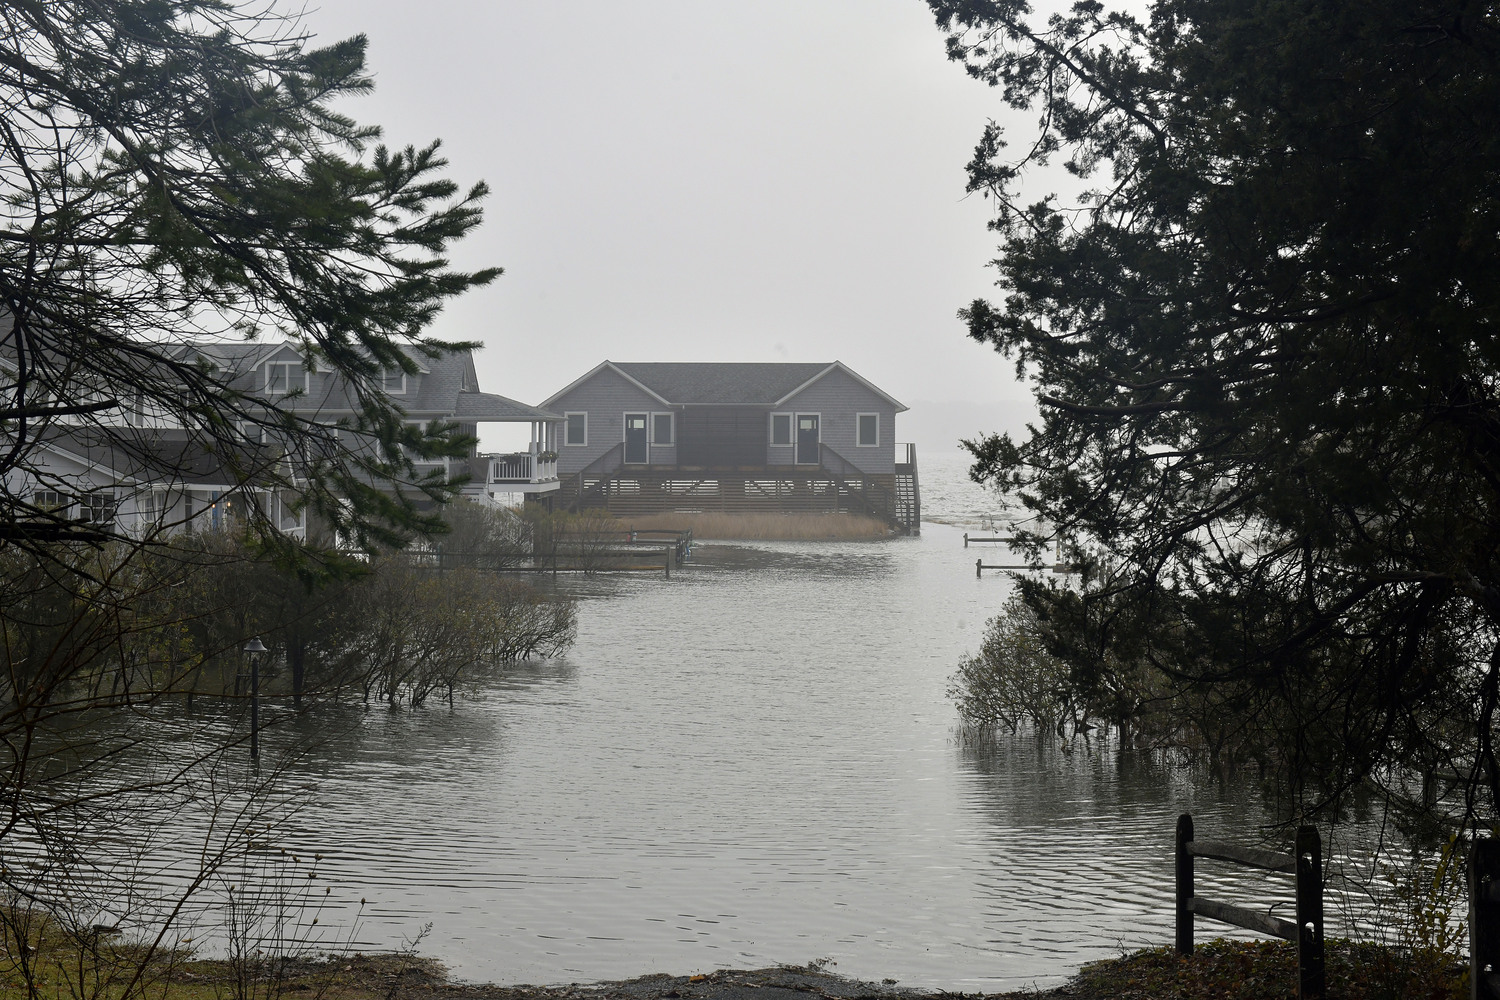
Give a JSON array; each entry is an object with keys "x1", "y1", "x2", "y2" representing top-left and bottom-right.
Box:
[{"x1": 485, "y1": 448, "x2": 558, "y2": 485}]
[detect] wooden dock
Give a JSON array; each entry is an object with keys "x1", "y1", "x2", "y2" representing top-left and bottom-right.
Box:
[
  {"x1": 418, "y1": 527, "x2": 694, "y2": 578},
  {"x1": 558, "y1": 461, "x2": 920, "y2": 535}
]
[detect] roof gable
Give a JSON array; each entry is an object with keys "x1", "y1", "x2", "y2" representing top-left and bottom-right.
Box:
[
  {"x1": 777, "y1": 361, "x2": 908, "y2": 412},
  {"x1": 612, "y1": 363, "x2": 832, "y2": 405},
  {"x1": 544, "y1": 361, "x2": 908, "y2": 410}
]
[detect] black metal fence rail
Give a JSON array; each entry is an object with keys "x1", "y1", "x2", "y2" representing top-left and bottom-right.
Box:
[{"x1": 1175, "y1": 813, "x2": 1324, "y2": 999}]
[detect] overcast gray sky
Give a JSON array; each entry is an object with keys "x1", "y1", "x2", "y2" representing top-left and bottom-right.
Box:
[{"x1": 302, "y1": 0, "x2": 1039, "y2": 453}]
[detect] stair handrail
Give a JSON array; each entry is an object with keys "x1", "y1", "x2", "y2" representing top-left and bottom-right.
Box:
[
  {"x1": 818, "y1": 443, "x2": 861, "y2": 477},
  {"x1": 818, "y1": 442, "x2": 901, "y2": 521},
  {"x1": 568, "y1": 442, "x2": 625, "y2": 512},
  {"x1": 578, "y1": 441, "x2": 625, "y2": 477}
]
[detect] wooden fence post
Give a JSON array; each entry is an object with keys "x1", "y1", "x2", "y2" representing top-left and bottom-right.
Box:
[
  {"x1": 1176, "y1": 813, "x2": 1194, "y2": 955},
  {"x1": 1295, "y1": 825, "x2": 1324, "y2": 999},
  {"x1": 1473, "y1": 838, "x2": 1500, "y2": 1000},
  {"x1": 976, "y1": 557, "x2": 982, "y2": 578}
]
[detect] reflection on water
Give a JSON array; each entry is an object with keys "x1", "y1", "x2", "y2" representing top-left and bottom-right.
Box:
[
  {"x1": 82, "y1": 517, "x2": 1313, "y2": 993},
  {"x1": 77, "y1": 459, "x2": 1341, "y2": 990}
]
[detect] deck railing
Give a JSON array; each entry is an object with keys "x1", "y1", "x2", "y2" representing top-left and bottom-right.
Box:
[{"x1": 484, "y1": 448, "x2": 558, "y2": 485}]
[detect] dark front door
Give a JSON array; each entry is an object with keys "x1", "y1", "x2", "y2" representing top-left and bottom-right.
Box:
[
  {"x1": 625, "y1": 413, "x2": 648, "y2": 463},
  {"x1": 796, "y1": 414, "x2": 819, "y2": 465}
]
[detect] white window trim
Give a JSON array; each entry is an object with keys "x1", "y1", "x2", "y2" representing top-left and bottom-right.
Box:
[
  {"x1": 33, "y1": 490, "x2": 67, "y2": 512},
  {"x1": 651, "y1": 411, "x2": 674, "y2": 446},
  {"x1": 80, "y1": 490, "x2": 117, "y2": 525},
  {"x1": 564, "y1": 411, "x2": 588, "y2": 447},
  {"x1": 404, "y1": 419, "x2": 446, "y2": 469},
  {"x1": 264, "y1": 361, "x2": 308, "y2": 395},
  {"x1": 382, "y1": 369, "x2": 408, "y2": 395},
  {"x1": 769, "y1": 411, "x2": 793, "y2": 446},
  {"x1": 856, "y1": 412, "x2": 880, "y2": 447}
]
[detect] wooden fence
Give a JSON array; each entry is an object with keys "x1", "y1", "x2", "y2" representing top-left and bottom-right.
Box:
[
  {"x1": 1175, "y1": 814, "x2": 1324, "y2": 998},
  {"x1": 1474, "y1": 839, "x2": 1500, "y2": 1000},
  {"x1": 1176, "y1": 825, "x2": 1500, "y2": 999}
]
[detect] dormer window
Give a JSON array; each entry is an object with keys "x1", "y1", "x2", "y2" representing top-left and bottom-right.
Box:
[
  {"x1": 265, "y1": 361, "x2": 307, "y2": 395},
  {"x1": 381, "y1": 369, "x2": 407, "y2": 394}
]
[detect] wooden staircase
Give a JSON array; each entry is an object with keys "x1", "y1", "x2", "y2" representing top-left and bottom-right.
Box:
[{"x1": 894, "y1": 442, "x2": 920, "y2": 535}]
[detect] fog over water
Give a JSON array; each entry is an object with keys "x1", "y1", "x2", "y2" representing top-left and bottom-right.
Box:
[{"x1": 129, "y1": 451, "x2": 1315, "y2": 993}]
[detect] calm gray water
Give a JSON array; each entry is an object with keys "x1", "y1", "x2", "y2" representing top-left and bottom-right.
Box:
[
  {"x1": 171, "y1": 451, "x2": 1273, "y2": 992},
  {"x1": 78, "y1": 452, "x2": 1302, "y2": 991}
]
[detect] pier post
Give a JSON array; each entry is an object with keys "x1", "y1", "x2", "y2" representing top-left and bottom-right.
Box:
[
  {"x1": 1175, "y1": 813, "x2": 1194, "y2": 955},
  {"x1": 975, "y1": 557, "x2": 982, "y2": 578},
  {"x1": 1472, "y1": 839, "x2": 1500, "y2": 1000},
  {"x1": 964, "y1": 532, "x2": 969, "y2": 548},
  {"x1": 1294, "y1": 825, "x2": 1324, "y2": 998}
]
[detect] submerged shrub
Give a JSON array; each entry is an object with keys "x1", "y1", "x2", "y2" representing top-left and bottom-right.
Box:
[{"x1": 949, "y1": 592, "x2": 1074, "y2": 732}]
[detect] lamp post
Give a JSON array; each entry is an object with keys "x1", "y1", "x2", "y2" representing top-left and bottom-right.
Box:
[{"x1": 242, "y1": 637, "x2": 267, "y2": 761}]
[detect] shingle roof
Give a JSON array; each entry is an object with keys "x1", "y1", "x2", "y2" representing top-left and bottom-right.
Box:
[
  {"x1": 453, "y1": 391, "x2": 558, "y2": 422},
  {"x1": 166, "y1": 341, "x2": 553, "y2": 422},
  {"x1": 37, "y1": 428, "x2": 284, "y2": 488},
  {"x1": 611, "y1": 363, "x2": 834, "y2": 405}
]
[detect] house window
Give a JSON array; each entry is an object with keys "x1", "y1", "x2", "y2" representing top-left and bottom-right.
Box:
[
  {"x1": 79, "y1": 491, "x2": 116, "y2": 525},
  {"x1": 33, "y1": 490, "x2": 67, "y2": 512},
  {"x1": 381, "y1": 369, "x2": 407, "y2": 394},
  {"x1": 403, "y1": 419, "x2": 445, "y2": 467},
  {"x1": 770, "y1": 412, "x2": 792, "y2": 446},
  {"x1": 265, "y1": 361, "x2": 307, "y2": 395},
  {"x1": 857, "y1": 413, "x2": 879, "y2": 447},
  {"x1": 565, "y1": 412, "x2": 587, "y2": 446},
  {"x1": 277, "y1": 491, "x2": 305, "y2": 532},
  {"x1": 652, "y1": 412, "x2": 674, "y2": 446}
]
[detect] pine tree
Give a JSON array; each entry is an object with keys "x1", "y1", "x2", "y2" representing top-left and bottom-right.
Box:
[
  {"x1": 931, "y1": 0, "x2": 1500, "y2": 826},
  {"x1": 0, "y1": 0, "x2": 500, "y2": 560}
]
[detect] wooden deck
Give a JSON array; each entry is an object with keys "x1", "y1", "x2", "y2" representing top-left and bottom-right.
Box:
[{"x1": 555, "y1": 444, "x2": 921, "y2": 535}]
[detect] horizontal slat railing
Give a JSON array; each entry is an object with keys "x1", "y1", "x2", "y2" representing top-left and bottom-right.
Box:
[
  {"x1": 1176, "y1": 814, "x2": 1323, "y2": 998},
  {"x1": 1187, "y1": 898, "x2": 1297, "y2": 941},
  {"x1": 1188, "y1": 839, "x2": 1296, "y2": 873}
]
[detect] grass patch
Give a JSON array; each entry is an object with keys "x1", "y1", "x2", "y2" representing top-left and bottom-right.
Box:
[
  {"x1": 0, "y1": 940, "x2": 443, "y2": 1000},
  {"x1": 620, "y1": 512, "x2": 892, "y2": 540},
  {"x1": 1056, "y1": 938, "x2": 1466, "y2": 1000}
]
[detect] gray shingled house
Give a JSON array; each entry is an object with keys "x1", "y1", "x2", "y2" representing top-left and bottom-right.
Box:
[
  {"x1": 3, "y1": 340, "x2": 561, "y2": 541},
  {"x1": 540, "y1": 361, "x2": 919, "y2": 532}
]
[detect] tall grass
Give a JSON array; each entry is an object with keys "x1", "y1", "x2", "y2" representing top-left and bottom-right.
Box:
[{"x1": 620, "y1": 511, "x2": 891, "y2": 540}]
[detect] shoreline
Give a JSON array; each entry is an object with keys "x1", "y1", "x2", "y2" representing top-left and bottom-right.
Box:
[
  {"x1": 314, "y1": 959, "x2": 1050, "y2": 1000},
  {"x1": 261, "y1": 939, "x2": 1465, "y2": 1000}
]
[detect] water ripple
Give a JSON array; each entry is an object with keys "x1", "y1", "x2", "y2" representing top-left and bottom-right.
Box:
[{"x1": 69, "y1": 506, "x2": 1350, "y2": 992}]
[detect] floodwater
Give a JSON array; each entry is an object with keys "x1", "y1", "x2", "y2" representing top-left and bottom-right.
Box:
[{"x1": 89, "y1": 452, "x2": 1306, "y2": 991}]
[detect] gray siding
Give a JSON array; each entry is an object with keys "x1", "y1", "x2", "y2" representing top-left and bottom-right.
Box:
[
  {"x1": 545, "y1": 362, "x2": 903, "y2": 474},
  {"x1": 779, "y1": 367, "x2": 897, "y2": 474},
  {"x1": 226, "y1": 343, "x2": 460, "y2": 427},
  {"x1": 549, "y1": 367, "x2": 672, "y2": 473}
]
